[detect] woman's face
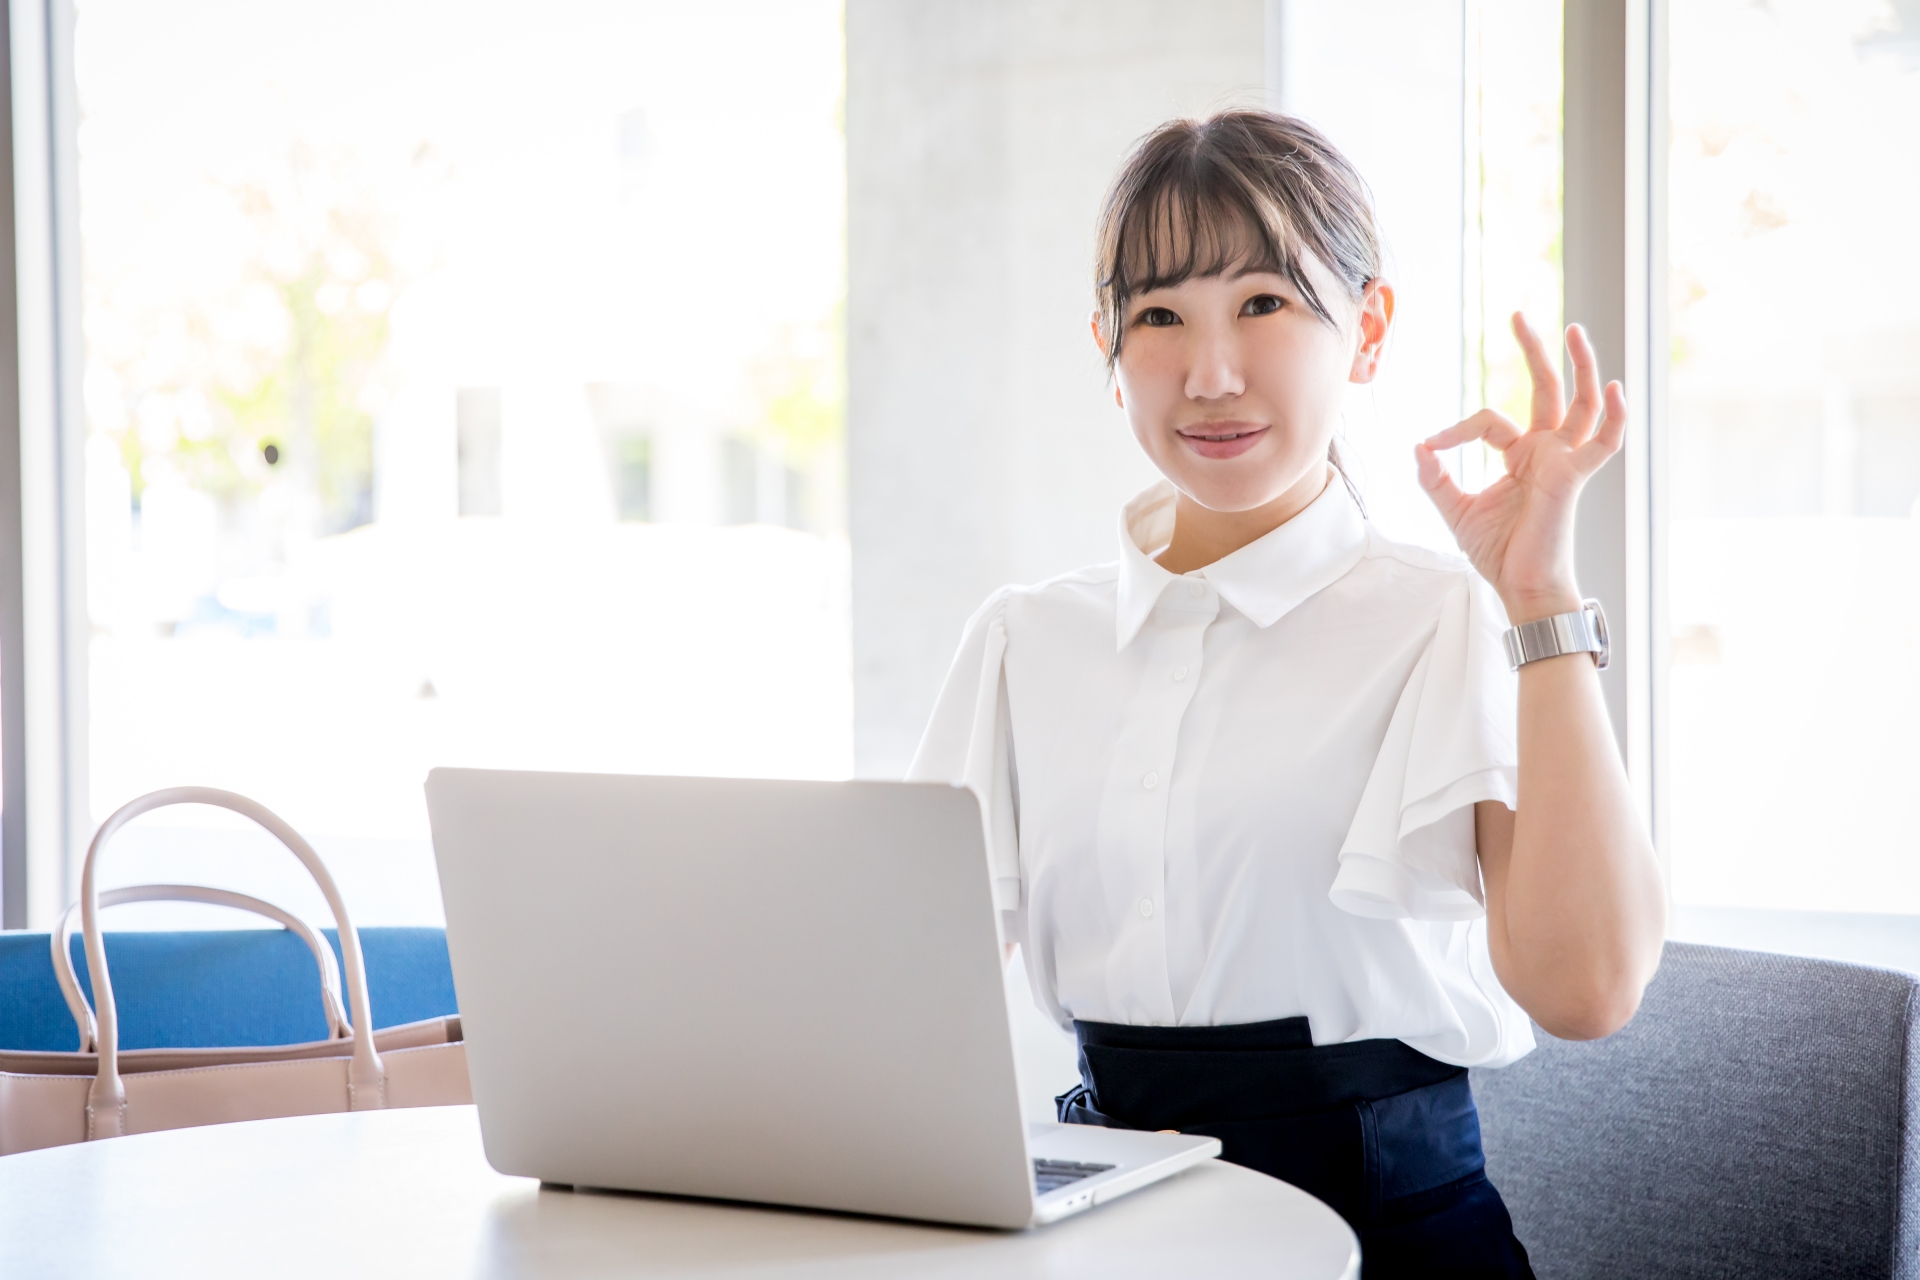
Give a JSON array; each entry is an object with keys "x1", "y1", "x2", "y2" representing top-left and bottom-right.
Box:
[{"x1": 1102, "y1": 254, "x2": 1392, "y2": 514}]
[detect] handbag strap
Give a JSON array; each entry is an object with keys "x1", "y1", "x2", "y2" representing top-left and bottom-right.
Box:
[
  {"x1": 52, "y1": 884, "x2": 351, "y2": 1053},
  {"x1": 82, "y1": 789, "x2": 386, "y2": 1139}
]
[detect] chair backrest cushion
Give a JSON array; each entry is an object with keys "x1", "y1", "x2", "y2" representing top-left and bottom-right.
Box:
[
  {"x1": 0, "y1": 927, "x2": 457, "y2": 1052},
  {"x1": 1473, "y1": 941, "x2": 1920, "y2": 1279}
]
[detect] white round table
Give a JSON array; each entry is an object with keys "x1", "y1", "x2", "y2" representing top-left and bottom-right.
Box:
[{"x1": 0, "y1": 1106, "x2": 1359, "y2": 1278}]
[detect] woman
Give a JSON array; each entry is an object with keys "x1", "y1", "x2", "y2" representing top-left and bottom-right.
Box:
[{"x1": 908, "y1": 110, "x2": 1665, "y2": 1276}]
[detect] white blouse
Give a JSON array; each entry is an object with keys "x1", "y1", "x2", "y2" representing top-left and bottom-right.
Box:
[{"x1": 908, "y1": 477, "x2": 1535, "y2": 1068}]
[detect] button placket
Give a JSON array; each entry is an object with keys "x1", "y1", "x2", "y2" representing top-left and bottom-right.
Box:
[{"x1": 1105, "y1": 589, "x2": 1213, "y2": 1023}]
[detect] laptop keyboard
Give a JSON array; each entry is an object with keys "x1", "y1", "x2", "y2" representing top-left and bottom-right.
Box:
[{"x1": 1034, "y1": 1158, "x2": 1115, "y2": 1195}]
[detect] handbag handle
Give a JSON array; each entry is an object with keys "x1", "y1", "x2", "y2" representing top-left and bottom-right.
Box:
[
  {"x1": 52, "y1": 884, "x2": 351, "y2": 1052},
  {"x1": 82, "y1": 788, "x2": 386, "y2": 1139}
]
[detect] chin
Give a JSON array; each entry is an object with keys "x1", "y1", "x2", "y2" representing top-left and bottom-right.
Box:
[{"x1": 1165, "y1": 462, "x2": 1303, "y2": 515}]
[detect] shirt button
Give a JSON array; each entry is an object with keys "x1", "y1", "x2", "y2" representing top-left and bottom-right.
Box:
[
  {"x1": 1173, "y1": 664, "x2": 1188, "y2": 681},
  {"x1": 1139, "y1": 898, "x2": 1155, "y2": 918},
  {"x1": 1187, "y1": 580, "x2": 1205, "y2": 598},
  {"x1": 1142, "y1": 771, "x2": 1158, "y2": 790}
]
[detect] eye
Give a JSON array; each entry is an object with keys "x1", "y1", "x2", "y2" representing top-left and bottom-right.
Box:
[
  {"x1": 1241, "y1": 294, "x2": 1285, "y2": 317},
  {"x1": 1136, "y1": 306, "x2": 1180, "y2": 328}
]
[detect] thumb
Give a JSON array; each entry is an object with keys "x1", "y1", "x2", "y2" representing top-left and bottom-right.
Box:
[{"x1": 1414, "y1": 443, "x2": 1471, "y2": 532}]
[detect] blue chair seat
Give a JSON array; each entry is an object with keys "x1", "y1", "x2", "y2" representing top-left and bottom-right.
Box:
[{"x1": 0, "y1": 927, "x2": 458, "y2": 1053}]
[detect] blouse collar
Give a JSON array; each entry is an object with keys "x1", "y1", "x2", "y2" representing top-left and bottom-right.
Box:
[{"x1": 1114, "y1": 473, "x2": 1369, "y2": 650}]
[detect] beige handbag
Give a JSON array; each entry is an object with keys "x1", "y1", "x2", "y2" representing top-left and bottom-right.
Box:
[{"x1": 0, "y1": 787, "x2": 470, "y2": 1156}]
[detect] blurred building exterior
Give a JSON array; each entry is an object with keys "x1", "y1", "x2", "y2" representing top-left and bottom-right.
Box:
[{"x1": 74, "y1": 0, "x2": 853, "y2": 932}]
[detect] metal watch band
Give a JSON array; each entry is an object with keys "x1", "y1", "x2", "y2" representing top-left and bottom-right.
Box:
[{"x1": 1502, "y1": 598, "x2": 1610, "y2": 671}]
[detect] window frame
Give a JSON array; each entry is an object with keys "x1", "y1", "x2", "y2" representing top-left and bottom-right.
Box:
[
  {"x1": 1562, "y1": 0, "x2": 1669, "y2": 875},
  {"x1": 1, "y1": 0, "x2": 89, "y2": 930}
]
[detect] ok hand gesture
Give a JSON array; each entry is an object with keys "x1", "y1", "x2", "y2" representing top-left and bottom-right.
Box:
[{"x1": 1413, "y1": 313, "x2": 1626, "y2": 623}]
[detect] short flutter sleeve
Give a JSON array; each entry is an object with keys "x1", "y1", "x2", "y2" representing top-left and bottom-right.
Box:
[
  {"x1": 1330, "y1": 572, "x2": 1518, "y2": 921},
  {"x1": 906, "y1": 589, "x2": 1021, "y2": 933}
]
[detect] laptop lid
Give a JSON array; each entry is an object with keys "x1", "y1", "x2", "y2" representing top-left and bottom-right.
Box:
[{"x1": 426, "y1": 769, "x2": 1038, "y2": 1228}]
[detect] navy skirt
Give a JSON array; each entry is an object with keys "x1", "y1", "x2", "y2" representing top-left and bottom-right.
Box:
[{"x1": 1057, "y1": 1017, "x2": 1534, "y2": 1279}]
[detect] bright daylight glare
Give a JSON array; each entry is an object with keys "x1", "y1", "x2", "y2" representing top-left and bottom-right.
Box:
[
  {"x1": 76, "y1": 0, "x2": 850, "y2": 924},
  {"x1": 1666, "y1": 0, "x2": 1920, "y2": 912}
]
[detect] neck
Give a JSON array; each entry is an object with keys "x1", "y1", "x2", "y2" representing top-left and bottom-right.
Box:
[{"x1": 1155, "y1": 464, "x2": 1334, "y2": 575}]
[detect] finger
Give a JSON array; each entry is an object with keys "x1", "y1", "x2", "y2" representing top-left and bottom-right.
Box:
[
  {"x1": 1414, "y1": 443, "x2": 1471, "y2": 532},
  {"x1": 1562, "y1": 323, "x2": 1602, "y2": 445},
  {"x1": 1511, "y1": 312, "x2": 1563, "y2": 434},
  {"x1": 1424, "y1": 409, "x2": 1523, "y2": 453},
  {"x1": 1574, "y1": 380, "x2": 1628, "y2": 471}
]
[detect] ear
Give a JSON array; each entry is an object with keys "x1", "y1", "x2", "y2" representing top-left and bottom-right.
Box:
[
  {"x1": 1093, "y1": 308, "x2": 1124, "y2": 408},
  {"x1": 1348, "y1": 279, "x2": 1395, "y2": 385}
]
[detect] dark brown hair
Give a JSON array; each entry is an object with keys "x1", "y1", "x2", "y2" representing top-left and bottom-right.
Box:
[{"x1": 1093, "y1": 110, "x2": 1381, "y2": 368}]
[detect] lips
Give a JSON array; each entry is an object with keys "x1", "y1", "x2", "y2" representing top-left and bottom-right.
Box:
[{"x1": 1176, "y1": 423, "x2": 1270, "y2": 460}]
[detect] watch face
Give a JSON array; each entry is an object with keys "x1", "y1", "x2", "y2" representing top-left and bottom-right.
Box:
[{"x1": 1584, "y1": 601, "x2": 1611, "y2": 670}]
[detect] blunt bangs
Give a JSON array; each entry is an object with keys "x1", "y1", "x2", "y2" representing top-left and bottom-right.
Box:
[{"x1": 1107, "y1": 166, "x2": 1326, "y2": 323}]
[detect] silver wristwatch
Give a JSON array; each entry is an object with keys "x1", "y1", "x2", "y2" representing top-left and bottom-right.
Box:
[{"x1": 1502, "y1": 599, "x2": 1610, "y2": 671}]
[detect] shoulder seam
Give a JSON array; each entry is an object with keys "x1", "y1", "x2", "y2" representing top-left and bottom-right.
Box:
[
  {"x1": 967, "y1": 562, "x2": 1119, "y2": 631},
  {"x1": 1360, "y1": 530, "x2": 1472, "y2": 577},
  {"x1": 1006, "y1": 562, "x2": 1121, "y2": 595}
]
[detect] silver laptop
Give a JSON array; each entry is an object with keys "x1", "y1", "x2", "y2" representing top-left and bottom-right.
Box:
[{"x1": 425, "y1": 768, "x2": 1221, "y2": 1229}]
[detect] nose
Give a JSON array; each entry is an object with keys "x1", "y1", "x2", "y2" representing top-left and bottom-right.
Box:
[{"x1": 1183, "y1": 322, "x2": 1245, "y2": 402}]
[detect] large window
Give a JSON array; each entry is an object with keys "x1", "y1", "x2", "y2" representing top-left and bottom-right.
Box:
[
  {"x1": 38, "y1": 2, "x2": 1920, "y2": 941},
  {"x1": 1666, "y1": 0, "x2": 1920, "y2": 915},
  {"x1": 76, "y1": 0, "x2": 850, "y2": 923}
]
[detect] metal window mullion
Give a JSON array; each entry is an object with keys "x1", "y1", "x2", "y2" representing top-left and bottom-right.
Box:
[
  {"x1": 1644, "y1": 1, "x2": 1671, "y2": 874},
  {"x1": 1565, "y1": 0, "x2": 1663, "y2": 868},
  {"x1": 46, "y1": 0, "x2": 87, "y2": 910},
  {"x1": 0, "y1": 0, "x2": 24, "y2": 928},
  {"x1": 2, "y1": 0, "x2": 88, "y2": 928}
]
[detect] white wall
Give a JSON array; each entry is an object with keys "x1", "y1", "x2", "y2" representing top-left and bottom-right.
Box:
[{"x1": 847, "y1": 0, "x2": 1267, "y2": 779}]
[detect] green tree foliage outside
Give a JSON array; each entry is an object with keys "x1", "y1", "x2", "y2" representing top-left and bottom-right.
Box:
[{"x1": 100, "y1": 141, "x2": 416, "y2": 539}]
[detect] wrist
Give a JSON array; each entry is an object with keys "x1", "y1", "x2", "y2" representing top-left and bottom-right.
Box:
[{"x1": 1500, "y1": 588, "x2": 1585, "y2": 626}]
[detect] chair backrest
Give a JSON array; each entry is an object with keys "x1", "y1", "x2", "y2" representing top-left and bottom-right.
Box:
[
  {"x1": 1473, "y1": 941, "x2": 1920, "y2": 1279},
  {"x1": 0, "y1": 927, "x2": 458, "y2": 1052}
]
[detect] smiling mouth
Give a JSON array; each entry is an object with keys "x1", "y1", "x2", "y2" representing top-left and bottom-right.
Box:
[
  {"x1": 1176, "y1": 422, "x2": 1269, "y2": 460},
  {"x1": 1179, "y1": 427, "x2": 1265, "y2": 441}
]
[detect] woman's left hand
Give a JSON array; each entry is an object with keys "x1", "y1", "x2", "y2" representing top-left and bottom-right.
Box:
[{"x1": 1413, "y1": 312, "x2": 1626, "y2": 623}]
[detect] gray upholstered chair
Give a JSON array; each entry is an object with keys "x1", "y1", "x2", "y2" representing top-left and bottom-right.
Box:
[{"x1": 1473, "y1": 940, "x2": 1920, "y2": 1279}]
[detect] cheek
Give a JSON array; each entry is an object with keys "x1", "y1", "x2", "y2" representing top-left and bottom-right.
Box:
[
  {"x1": 1114, "y1": 344, "x2": 1182, "y2": 416},
  {"x1": 1248, "y1": 326, "x2": 1351, "y2": 416}
]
